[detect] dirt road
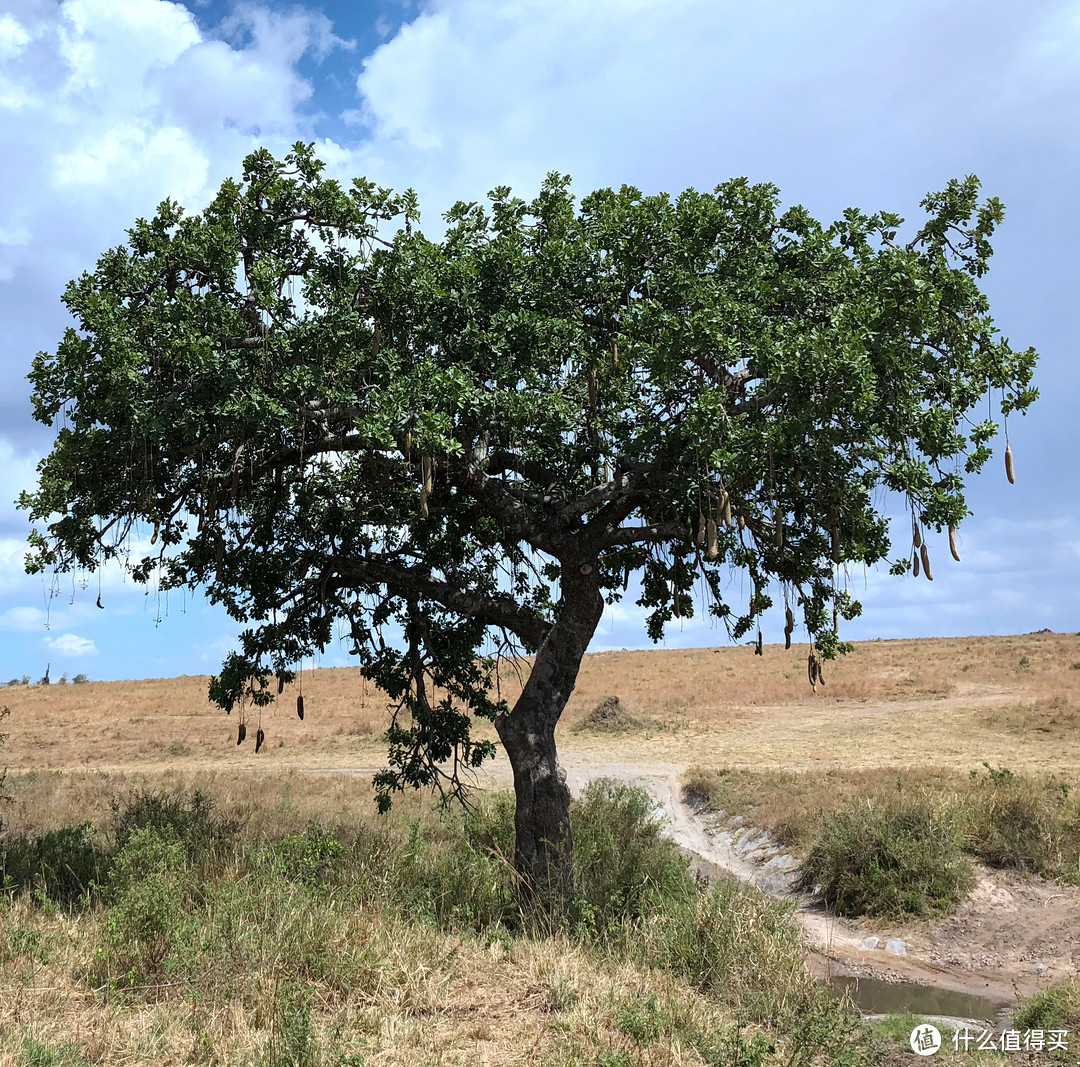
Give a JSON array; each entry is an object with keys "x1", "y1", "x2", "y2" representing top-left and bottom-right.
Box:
[{"x1": 467, "y1": 752, "x2": 1080, "y2": 1009}]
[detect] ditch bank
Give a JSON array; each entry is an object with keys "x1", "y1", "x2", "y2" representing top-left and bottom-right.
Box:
[
  {"x1": 311, "y1": 755, "x2": 1077, "y2": 1021},
  {"x1": 555, "y1": 758, "x2": 1077, "y2": 1023}
]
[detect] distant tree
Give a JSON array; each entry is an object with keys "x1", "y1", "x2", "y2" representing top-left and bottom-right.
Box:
[
  {"x1": 73, "y1": 673, "x2": 89, "y2": 685},
  {"x1": 19, "y1": 144, "x2": 1038, "y2": 905},
  {"x1": 38, "y1": 663, "x2": 50, "y2": 687}
]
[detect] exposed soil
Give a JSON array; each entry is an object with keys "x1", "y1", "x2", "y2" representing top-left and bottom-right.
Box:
[{"x1": 572, "y1": 695, "x2": 644, "y2": 733}]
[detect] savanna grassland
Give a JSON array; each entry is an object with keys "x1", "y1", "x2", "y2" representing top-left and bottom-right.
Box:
[
  {"x1": 2, "y1": 631, "x2": 1079, "y2": 1067},
  {"x1": 4, "y1": 631, "x2": 1080, "y2": 826}
]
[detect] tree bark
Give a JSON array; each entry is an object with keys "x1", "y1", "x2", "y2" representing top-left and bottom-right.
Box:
[{"x1": 495, "y1": 564, "x2": 604, "y2": 910}]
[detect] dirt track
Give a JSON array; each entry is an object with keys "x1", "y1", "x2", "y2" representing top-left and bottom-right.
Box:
[{"x1": 467, "y1": 753, "x2": 1080, "y2": 1009}]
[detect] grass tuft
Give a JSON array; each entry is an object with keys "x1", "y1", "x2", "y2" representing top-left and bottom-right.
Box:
[
  {"x1": 0, "y1": 780, "x2": 876, "y2": 1066},
  {"x1": 959, "y1": 767, "x2": 1080, "y2": 880},
  {"x1": 795, "y1": 792, "x2": 974, "y2": 917},
  {"x1": 1013, "y1": 980, "x2": 1080, "y2": 1032}
]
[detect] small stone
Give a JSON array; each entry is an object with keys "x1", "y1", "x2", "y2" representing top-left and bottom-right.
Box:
[
  {"x1": 885, "y1": 939, "x2": 907, "y2": 956},
  {"x1": 859, "y1": 936, "x2": 881, "y2": 951},
  {"x1": 763, "y1": 854, "x2": 799, "y2": 872},
  {"x1": 737, "y1": 829, "x2": 763, "y2": 851},
  {"x1": 1030, "y1": 962, "x2": 1049, "y2": 974}
]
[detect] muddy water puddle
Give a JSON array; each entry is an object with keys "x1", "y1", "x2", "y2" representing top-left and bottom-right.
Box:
[{"x1": 830, "y1": 975, "x2": 1010, "y2": 1022}]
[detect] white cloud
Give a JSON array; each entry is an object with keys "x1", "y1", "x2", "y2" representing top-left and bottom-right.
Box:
[
  {"x1": 53, "y1": 122, "x2": 210, "y2": 202},
  {"x1": 1015, "y1": 1, "x2": 1080, "y2": 79},
  {"x1": 0, "y1": 224, "x2": 30, "y2": 245},
  {"x1": 0, "y1": 79, "x2": 35, "y2": 111},
  {"x1": 349, "y1": 0, "x2": 959, "y2": 218},
  {"x1": 0, "y1": 15, "x2": 32, "y2": 60},
  {"x1": 0, "y1": 605, "x2": 46, "y2": 631},
  {"x1": 199, "y1": 631, "x2": 243, "y2": 663},
  {"x1": 0, "y1": 439, "x2": 40, "y2": 506},
  {"x1": 0, "y1": 0, "x2": 357, "y2": 417},
  {"x1": 44, "y1": 632, "x2": 97, "y2": 656}
]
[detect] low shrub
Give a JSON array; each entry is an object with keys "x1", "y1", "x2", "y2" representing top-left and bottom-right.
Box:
[
  {"x1": 272, "y1": 824, "x2": 348, "y2": 887},
  {"x1": 268, "y1": 982, "x2": 320, "y2": 1067},
  {"x1": 335, "y1": 782, "x2": 696, "y2": 937},
  {"x1": 1, "y1": 823, "x2": 109, "y2": 907},
  {"x1": 796, "y1": 792, "x2": 974, "y2": 917},
  {"x1": 570, "y1": 779, "x2": 696, "y2": 936},
  {"x1": 94, "y1": 825, "x2": 192, "y2": 984},
  {"x1": 386, "y1": 809, "x2": 519, "y2": 931},
  {"x1": 644, "y1": 878, "x2": 808, "y2": 1021},
  {"x1": 0, "y1": 773, "x2": 885, "y2": 1066},
  {"x1": 960, "y1": 767, "x2": 1080, "y2": 880},
  {"x1": 462, "y1": 790, "x2": 516, "y2": 857},
  {"x1": 1013, "y1": 981, "x2": 1080, "y2": 1033},
  {"x1": 611, "y1": 876, "x2": 868, "y2": 1063},
  {"x1": 109, "y1": 787, "x2": 242, "y2": 861}
]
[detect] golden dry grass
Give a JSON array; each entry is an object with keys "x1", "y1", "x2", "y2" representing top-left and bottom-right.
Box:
[
  {"x1": 0, "y1": 898, "x2": 764, "y2": 1067},
  {"x1": 1, "y1": 631, "x2": 1079, "y2": 835},
  {"x1": 680, "y1": 764, "x2": 987, "y2": 848},
  {"x1": 3, "y1": 632, "x2": 1077, "y2": 1065}
]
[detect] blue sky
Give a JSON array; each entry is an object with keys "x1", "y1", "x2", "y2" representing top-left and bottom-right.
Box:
[{"x1": 0, "y1": 0, "x2": 1077, "y2": 684}]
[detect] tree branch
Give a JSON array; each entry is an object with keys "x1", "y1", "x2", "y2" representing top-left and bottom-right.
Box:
[
  {"x1": 484, "y1": 449, "x2": 562, "y2": 487},
  {"x1": 600, "y1": 520, "x2": 687, "y2": 548},
  {"x1": 447, "y1": 457, "x2": 577, "y2": 558},
  {"x1": 333, "y1": 556, "x2": 552, "y2": 648}
]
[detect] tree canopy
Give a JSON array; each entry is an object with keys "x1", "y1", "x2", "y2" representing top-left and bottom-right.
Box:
[{"x1": 20, "y1": 142, "x2": 1037, "y2": 896}]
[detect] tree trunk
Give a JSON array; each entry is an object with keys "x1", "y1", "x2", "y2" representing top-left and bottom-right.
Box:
[
  {"x1": 496, "y1": 713, "x2": 574, "y2": 909},
  {"x1": 495, "y1": 564, "x2": 604, "y2": 910}
]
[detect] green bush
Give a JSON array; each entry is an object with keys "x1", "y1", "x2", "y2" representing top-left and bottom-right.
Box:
[
  {"x1": 268, "y1": 982, "x2": 320, "y2": 1067},
  {"x1": 796, "y1": 792, "x2": 974, "y2": 917},
  {"x1": 1013, "y1": 981, "x2": 1080, "y2": 1033},
  {"x1": 608, "y1": 875, "x2": 867, "y2": 1062},
  {"x1": 109, "y1": 787, "x2": 241, "y2": 861},
  {"x1": 96, "y1": 825, "x2": 191, "y2": 984},
  {"x1": 462, "y1": 790, "x2": 516, "y2": 858},
  {"x1": 0, "y1": 823, "x2": 109, "y2": 907},
  {"x1": 386, "y1": 809, "x2": 518, "y2": 931},
  {"x1": 648, "y1": 879, "x2": 807, "y2": 1019},
  {"x1": 570, "y1": 779, "x2": 695, "y2": 935},
  {"x1": 960, "y1": 770, "x2": 1080, "y2": 880},
  {"x1": 272, "y1": 824, "x2": 348, "y2": 887}
]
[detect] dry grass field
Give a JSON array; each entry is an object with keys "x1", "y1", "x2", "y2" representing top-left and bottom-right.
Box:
[
  {"x1": 2, "y1": 631, "x2": 1079, "y2": 833},
  {"x1": 2, "y1": 631, "x2": 1080, "y2": 1066}
]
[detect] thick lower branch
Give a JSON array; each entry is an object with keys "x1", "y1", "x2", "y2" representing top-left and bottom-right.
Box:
[{"x1": 333, "y1": 556, "x2": 552, "y2": 648}]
